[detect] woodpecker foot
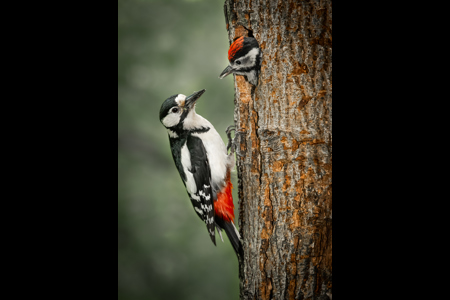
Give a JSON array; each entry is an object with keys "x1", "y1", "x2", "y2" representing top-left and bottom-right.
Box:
[
  {"x1": 226, "y1": 125, "x2": 235, "y2": 150},
  {"x1": 226, "y1": 125, "x2": 235, "y2": 152},
  {"x1": 226, "y1": 125, "x2": 245, "y2": 156},
  {"x1": 226, "y1": 125, "x2": 235, "y2": 134}
]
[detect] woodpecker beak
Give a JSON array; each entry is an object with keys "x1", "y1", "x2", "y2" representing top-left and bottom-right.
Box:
[
  {"x1": 184, "y1": 89, "x2": 206, "y2": 110},
  {"x1": 219, "y1": 65, "x2": 234, "y2": 79}
]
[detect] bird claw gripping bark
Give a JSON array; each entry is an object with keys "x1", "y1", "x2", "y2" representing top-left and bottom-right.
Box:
[
  {"x1": 226, "y1": 125, "x2": 235, "y2": 153},
  {"x1": 226, "y1": 125, "x2": 245, "y2": 157}
]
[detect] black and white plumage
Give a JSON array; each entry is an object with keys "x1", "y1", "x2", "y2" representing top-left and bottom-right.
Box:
[
  {"x1": 219, "y1": 36, "x2": 262, "y2": 86},
  {"x1": 159, "y1": 89, "x2": 243, "y2": 257}
]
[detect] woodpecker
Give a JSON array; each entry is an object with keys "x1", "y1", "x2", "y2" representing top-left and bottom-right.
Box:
[
  {"x1": 219, "y1": 36, "x2": 262, "y2": 86},
  {"x1": 159, "y1": 89, "x2": 243, "y2": 258}
]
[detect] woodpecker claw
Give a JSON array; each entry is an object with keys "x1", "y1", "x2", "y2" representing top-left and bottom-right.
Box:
[
  {"x1": 226, "y1": 125, "x2": 235, "y2": 138},
  {"x1": 226, "y1": 125, "x2": 245, "y2": 156},
  {"x1": 226, "y1": 125, "x2": 235, "y2": 153},
  {"x1": 233, "y1": 132, "x2": 246, "y2": 157}
]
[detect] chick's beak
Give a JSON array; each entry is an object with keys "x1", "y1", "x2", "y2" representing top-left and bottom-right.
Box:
[
  {"x1": 219, "y1": 65, "x2": 234, "y2": 79},
  {"x1": 184, "y1": 89, "x2": 206, "y2": 110}
]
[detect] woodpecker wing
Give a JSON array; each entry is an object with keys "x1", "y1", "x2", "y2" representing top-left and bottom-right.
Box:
[{"x1": 186, "y1": 135, "x2": 216, "y2": 245}]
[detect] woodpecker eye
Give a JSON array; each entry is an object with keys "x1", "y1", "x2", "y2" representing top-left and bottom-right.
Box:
[
  {"x1": 236, "y1": 60, "x2": 241, "y2": 65},
  {"x1": 172, "y1": 107, "x2": 179, "y2": 113}
]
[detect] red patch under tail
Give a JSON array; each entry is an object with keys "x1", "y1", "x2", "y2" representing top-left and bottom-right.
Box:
[{"x1": 214, "y1": 172, "x2": 234, "y2": 222}]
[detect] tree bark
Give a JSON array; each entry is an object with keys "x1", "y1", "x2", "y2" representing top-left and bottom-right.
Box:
[{"x1": 223, "y1": 1, "x2": 332, "y2": 299}]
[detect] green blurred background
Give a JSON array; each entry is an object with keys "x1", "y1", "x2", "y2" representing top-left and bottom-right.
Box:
[{"x1": 118, "y1": 0, "x2": 238, "y2": 299}]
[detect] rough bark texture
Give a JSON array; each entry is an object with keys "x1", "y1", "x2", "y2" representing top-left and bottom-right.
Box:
[{"x1": 223, "y1": 1, "x2": 332, "y2": 299}]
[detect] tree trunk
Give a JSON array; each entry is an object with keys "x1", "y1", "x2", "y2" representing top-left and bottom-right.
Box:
[{"x1": 223, "y1": 1, "x2": 332, "y2": 299}]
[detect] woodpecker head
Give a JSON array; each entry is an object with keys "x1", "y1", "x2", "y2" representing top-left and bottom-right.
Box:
[
  {"x1": 219, "y1": 36, "x2": 262, "y2": 86},
  {"x1": 159, "y1": 89, "x2": 206, "y2": 133}
]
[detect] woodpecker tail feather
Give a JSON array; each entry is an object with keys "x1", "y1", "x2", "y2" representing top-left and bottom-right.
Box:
[{"x1": 216, "y1": 218, "x2": 243, "y2": 259}]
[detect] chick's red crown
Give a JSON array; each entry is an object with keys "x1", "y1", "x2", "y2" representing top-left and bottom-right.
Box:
[{"x1": 228, "y1": 36, "x2": 244, "y2": 61}]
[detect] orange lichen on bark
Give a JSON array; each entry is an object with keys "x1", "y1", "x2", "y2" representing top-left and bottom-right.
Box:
[
  {"x1": 260, "y1": 41, "x2": 266, "y2": 49},
  {"x1": 260, "y1": 279, "x2": 273, "y2": 300},
  {"x1": 318, "y1": 89, "x2": 327, "y2": 98},
  {"x1": 296, "y1": 155, "x2": 306, "y2": 161},
  {"x1": 236, "y1": 76, "x2": 252, "y2": 103},
  {"x1": 292, "y1": 139, "x2": 299, "y2": 151},
  {"x1": 281, "y1": 136, "x2": 288, "y2": 150},
  {"x1": 292, "y1": 61, "x2": 304, "y2": 76},
  {"x1": 261, "y1": 177, "x2": 273, "y2": 232},
  {"x1": 282, "y1": 173, "x2": 291, "y2": 192},
  {"x1": 311, "y1": 139, "x2": 325, "y2": 145},
  {"x1": 290, "y1": 209, "x2": 301, "y2": 230},
  {"x1": 290, "y1": 254, "x2": 297, "y2": 275},
  {"x1": 287, "y1": 93, "x2": 297, "y2": 106},
  {"x1": 288, "y1": 279, "x2": 296, "y2": 299},
  {"x1": 263, "y1": 180, "x2": 271, "y2": 207},
  {"x1": 261, "y1": 227, "x2": 270, "y2": 239},
  {"x1": 297, "y1": 95, "x2": 312, "y2": 112},
  {"x1": 320, "y1": 163, "x2": 332, "y2": 183},
  {"x1": 233, "y1": 25, "x2": 249, "y2": 40},
  {"x1": 273, "y1": 161, "x2": 284, "y2": 172}
]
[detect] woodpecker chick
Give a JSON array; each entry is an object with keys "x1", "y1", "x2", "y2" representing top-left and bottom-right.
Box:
[
  {"x1": 219, "y1": 36, "x2": 262, "y2": 86},
  {"x1": 159, "y1": 89, "x2": 243, "y2": 258}
]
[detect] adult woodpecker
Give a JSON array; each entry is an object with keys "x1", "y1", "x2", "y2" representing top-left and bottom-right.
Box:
[
  {"x1": 159, "y1": 89, "x2": 243, "y2": 258},
  {"x1": 219, "y1": 36, "x2": 262, "y2": 86}
]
